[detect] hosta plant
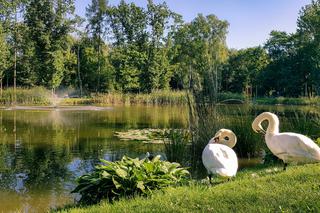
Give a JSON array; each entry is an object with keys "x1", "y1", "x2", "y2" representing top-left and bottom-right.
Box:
[{"x1": 72, "y1": 155, "x2": 190, "y2": 205}]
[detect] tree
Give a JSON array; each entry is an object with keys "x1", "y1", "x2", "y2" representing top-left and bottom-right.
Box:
[
  {"x1": 86, "y1": 0, "x2": 108, "y2": 92},
  {"x1": 25, "y1": 0, "x2": 76, "y2": 92},
  {"x1": 106, "y1": 1, "x2": 147, "y2": 92},
  {"x1": 0, "y1": 25, "x2": 9, "y2": 95},
  {"x1": 76, "y1": 36, "x2": 113, "y2": 92},
  {"x1": 172, "y1": 14, "x2": 228, "y2": 102},
  {"x1": 141, "y1": 0, "x2": 174, "y2": 92},
  {"x1": 221, "y1": 47, "x2": 269, "y2": 96},
  {"x1": 297, "y1": 0, "x2": 320, "y2": 96},
  {"x1": 262, "y1": 31, "x2": 302, "y2": 97}
]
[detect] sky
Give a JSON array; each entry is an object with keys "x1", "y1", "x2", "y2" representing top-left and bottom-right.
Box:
[{"x1": 74, "y1": 0, "x2": 312, "y2": 49}]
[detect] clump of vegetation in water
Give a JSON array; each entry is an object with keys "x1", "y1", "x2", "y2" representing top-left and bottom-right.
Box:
[
  {"x1": 114, "y1": 129, "x2": 168, "y2": 143},
  {"x1": 72, "y1": 155, "x2": 190, "y2": 205},
  {"x1": 164, "y1": 129, "x2": 191, "y2": 163}
]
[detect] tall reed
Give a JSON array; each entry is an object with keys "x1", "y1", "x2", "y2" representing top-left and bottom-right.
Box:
[
  {"x1": 0, "y1": 87, "x2": 50, "y2": 105},
  {"x1": 163, "y1": 129, "x2": 191, "y2": 163},
  {"x1": 91, "y1": 90, "x2": 188, "y2": 105}
]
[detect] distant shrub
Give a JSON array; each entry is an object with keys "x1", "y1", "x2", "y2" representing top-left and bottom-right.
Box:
[
  {"x1": 217, "y1": 92, "x2": 245, "y2": 102},
  {"x1": 72, "y1": 155, "x2": 190, "y2": 205}
]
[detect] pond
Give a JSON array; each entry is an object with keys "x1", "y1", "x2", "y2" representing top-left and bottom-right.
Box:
[{"x1": 0, "y1": 104, "x2": 319, "y2": 212}]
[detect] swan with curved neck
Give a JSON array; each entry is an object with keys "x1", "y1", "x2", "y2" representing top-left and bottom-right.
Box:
[
  {"x1": 252, "y1": 112, "x2": 320, "y2": 170},
  {"x1": 202, "y1": 129, "x2": 238, "y2": 183}
]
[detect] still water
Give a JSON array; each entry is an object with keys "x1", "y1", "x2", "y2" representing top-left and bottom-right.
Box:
[
  {"x1": 0, "y1": 106, "x2": 188, "y2": 212},
  {"x1": 0, "y1": 104, "x2": 319, "y2": 212}
]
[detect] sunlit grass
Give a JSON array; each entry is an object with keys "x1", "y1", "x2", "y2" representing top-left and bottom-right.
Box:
[
  {"x1": 92, "y1": 90, "x2": 188, "y2": 106},
  {"x1": 57, "y1": 163, "x2": 320, "y2": 213},
  {"x1": 0, "y1": 87, "x2": 50, "y2": 105},
  {"x1": 0, "y1": 88, "x2": 188, "y2": 106}
]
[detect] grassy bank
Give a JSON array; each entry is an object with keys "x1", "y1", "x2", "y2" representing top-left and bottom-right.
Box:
[
  {"x1": 0, "y1": 88, "x2": 188, "y2": 106},
  {"x1": 89, "y1": 90, "x2": 188, "y2": 105},
  {"x1": 57, "y1": 163, "x2": 320, "y2": 212},
  {"x1": 0, "y1": 87, "x2": 50, "y2": 105},
  {"x1": 1, "y1": 88, "x2": 320, "y2": 106},
  {"x1": 254, "y1": 96, "x2": 320, "y2": 105}
]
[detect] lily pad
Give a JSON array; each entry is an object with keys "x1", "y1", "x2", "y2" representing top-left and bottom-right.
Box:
[{"x1": 114, "y1": 129, "x2": 168, "y2": 144}]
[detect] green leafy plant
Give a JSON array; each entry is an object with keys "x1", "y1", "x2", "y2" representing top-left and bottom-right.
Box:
[{"x1": 72, "y1": 155, "x2": 190, "y2": 205}]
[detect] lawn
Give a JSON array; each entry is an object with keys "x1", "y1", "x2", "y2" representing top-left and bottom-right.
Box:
[{"x1": 57, "y1": 163, "x2": 320, "y2": 213}]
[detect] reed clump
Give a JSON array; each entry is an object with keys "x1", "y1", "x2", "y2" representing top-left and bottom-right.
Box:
[
  {"x1": 90, "y1": 90, "x2": 188, "y2": 106},
  {"x1": 0, "y1": 87, "x2": 50, "y2": 105}
]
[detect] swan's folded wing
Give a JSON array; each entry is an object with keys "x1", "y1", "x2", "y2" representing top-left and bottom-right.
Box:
[{"x1": 275, "y1": 133, "x2": 320, "y2": 161}]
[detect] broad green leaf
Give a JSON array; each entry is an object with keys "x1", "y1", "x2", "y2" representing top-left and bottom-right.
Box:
[
  {"x1": 112, "y1": 177, "x2": 122, "y2": 189},
  {"x1": 115, "y1": 168, "x2": 128, "y2": 178},
  {"x1": 137, "y1": 181, "x2": 145, "y2": 191}
]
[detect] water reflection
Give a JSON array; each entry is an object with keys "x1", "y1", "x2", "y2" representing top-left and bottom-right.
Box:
[{"x1": 0, "y1": 106, "x2": 187, "y2": 212}]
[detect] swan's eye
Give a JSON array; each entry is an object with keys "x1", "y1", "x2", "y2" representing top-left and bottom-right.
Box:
[{"x1": 224, "y1": 136, "x2": 229, "y2": 140}]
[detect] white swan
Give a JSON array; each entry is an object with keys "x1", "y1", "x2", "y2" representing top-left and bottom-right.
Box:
[
  {"x1": 202, "y1": 129, "x2": 238, "y2": 182},
  {"x1": 252, "y1": 112, "x2": 320, "y2": 170}
]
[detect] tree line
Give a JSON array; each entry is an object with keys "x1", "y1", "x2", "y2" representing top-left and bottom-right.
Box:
[{"x1": 0, "y1": 0, "x2": 319, "y2": 98}]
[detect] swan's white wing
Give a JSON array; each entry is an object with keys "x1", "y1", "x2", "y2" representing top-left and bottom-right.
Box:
[
  {"x1": 202, "y1": 144, "x2": 238, "y2": 177},
  {"x1": 270, "y1": 133, "x2": 320, "y2": 162}
]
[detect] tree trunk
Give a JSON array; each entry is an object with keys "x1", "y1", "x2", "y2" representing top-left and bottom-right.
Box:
[
  {"x1": 77, "y1": 44, "x2": 83, "y2": 97},
  {"x1": 0, "y1": 77, "x2": 2, "y2": 97}
]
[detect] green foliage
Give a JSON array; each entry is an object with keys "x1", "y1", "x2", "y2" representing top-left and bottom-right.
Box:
[
  {"x1": 1, "y1": 0, "x2": 320, "y2": 99},
  {"x1": 217, "y1": 92, "x2": 245, "y2": 102},
  {"x1": 25, "y1": 0, "x2": 76, "y2": 89},
  {"x1": 221, "y1": 47, "x2": 269, "y2": 96},
  {"x1": 72, "y1": 155, "x2": 190, "y2": 205},
  {"x1": 0, "y1": 25, "x2": 8, "y2": 79},
  {"x1": 172, "y1": 14, "x2": 228, "y2": 102}
]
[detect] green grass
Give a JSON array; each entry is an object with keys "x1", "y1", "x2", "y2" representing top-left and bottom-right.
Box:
[
  {"x1": 57, "y1": 163, "x2": 320, "y2": 213},
  {"x1": 255, "y1": 96, "x2": 320, "y2": 106},
  {"x1": 91, "y1": 90, "x2": 188, "y2": 106},
  {"x1": 0, "y1": 87, "x2": 50, "y2": 105},
  {"x1": 1, "y1": 88, "x2": 320, "y2": 106},
  {"x1": 0, "y1": 88, "x2": 188, "y2": 106}
]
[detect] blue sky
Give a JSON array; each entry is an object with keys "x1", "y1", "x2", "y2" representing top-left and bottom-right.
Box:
[{"x1": 75, "y1": 0, "x2": 311, "y2": 49}]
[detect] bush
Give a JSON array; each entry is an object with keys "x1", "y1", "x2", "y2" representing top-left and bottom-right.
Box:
[{"x1": 72, "y1": 155, "x2": 190, "y2": 205}]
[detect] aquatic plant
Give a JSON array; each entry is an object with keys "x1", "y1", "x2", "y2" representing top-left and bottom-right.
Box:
[
  {"x1": 72, "y1": 155, "x2": 190, "y2": 205},
  {"x1": 164, "y1": 129, "x2": 191, "y2": 163},
  {"x1": 114, "y1": 129, "x2": 167, "y2": 143}
]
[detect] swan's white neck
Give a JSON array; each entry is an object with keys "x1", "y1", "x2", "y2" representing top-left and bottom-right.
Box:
[
  {"x1": 263, "y1": 113, "x2": 279, "y2": 134},
  {"x1": 224, "y1": 132, "x2": 237, "y2": 148}
]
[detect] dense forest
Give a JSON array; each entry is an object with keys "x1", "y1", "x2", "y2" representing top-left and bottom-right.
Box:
[{"x1": 0, "y1": 0, "x2": 319, "y2": 98}]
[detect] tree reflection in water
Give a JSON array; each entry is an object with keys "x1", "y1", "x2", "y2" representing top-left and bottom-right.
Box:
[{"x1": 0, "y1": 106, "x2": 186, "y2": 211}]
